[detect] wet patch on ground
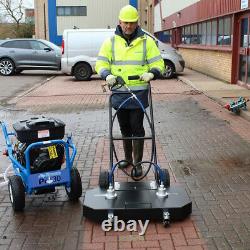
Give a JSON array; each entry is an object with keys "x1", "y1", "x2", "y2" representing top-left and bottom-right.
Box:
[{"x1": 153, "y1": 97, "x2": 250, "y2": 249}]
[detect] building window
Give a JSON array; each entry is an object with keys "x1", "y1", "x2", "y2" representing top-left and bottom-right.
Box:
[
  {"x1": 240, "y1": 18, "x2": 248, "y2": 47},
  {"x1": 181, "y1": 16, "x2": 232, "y2": 46},
  {"x1": 211, "y1": 20, "x2": 217, "y2": 45},
  {"x1": 182, "y1": 26, "x2": 191, "y2": 44},
  {"x1": 191, "y1": 24, "x2": 198, "y2": 44},
  {"x1": 201, "y1": 22, "x2": 206, "y2": 45},
  {"x1": 206, "y1": 21, "x2": 211, "y2": 45},
  {"x1": 57, "y1": 6, "x2": 87, "y2": 16},
  {"x1": 163, "y1": 30, "x2": 172, "y2": 43},
  {"x1": 155, "y1": 30, "x2": 172, "y2": 43},
  {"x1": 218, "y1": 16, "x2": 232, "y2": 45}
]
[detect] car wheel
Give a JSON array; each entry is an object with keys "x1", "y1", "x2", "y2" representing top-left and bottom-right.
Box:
[
  {"x1": 73, "y1": 63, "x2": 92, "y2": 81},
  {"x1": 0, "y1": 58, "x2": 15, "y2": 76},
  {"x1": 162, "y1": 61, "x2": 175, "y2": 79}
]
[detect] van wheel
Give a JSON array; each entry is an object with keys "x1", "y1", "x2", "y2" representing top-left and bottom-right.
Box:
[
  {"x1": 74, "y1": 63, "x2": 92, "y2": 81},
  {"x1": 162, "y1": 61, "x2": 175, "y2": 79}
]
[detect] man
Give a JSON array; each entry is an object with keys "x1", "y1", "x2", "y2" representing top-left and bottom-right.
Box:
[{"x1": 96, "y1": 5, "x2": 164, "y2": 177}]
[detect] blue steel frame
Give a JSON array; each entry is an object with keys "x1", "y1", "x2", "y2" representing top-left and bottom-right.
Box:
[
  {"x1": 0, "y1": 122, "x2": 77, "y2": 195},
  {"x1": 48, "y1": 0, "x2": 138, "y2": 45}
]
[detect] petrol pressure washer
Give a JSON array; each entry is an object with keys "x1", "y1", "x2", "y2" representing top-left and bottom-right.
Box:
[
  {"x1": 0, "y1": 117, "x2": 82, "y2": 211},
  {"x1": 82, "y1": 76, "x2": 192, "y2": 226}
]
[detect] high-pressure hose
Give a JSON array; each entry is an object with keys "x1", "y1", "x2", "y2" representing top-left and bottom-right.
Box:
[{"x1": 109, "y1": 76, "x2": 160, "y2": 181}]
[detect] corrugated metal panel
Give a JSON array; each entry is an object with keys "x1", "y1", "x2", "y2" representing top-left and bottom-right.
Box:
[
  {"x1": 57, "y1": 0, "x2": 128, "y2": 35},
  {"x1": 197, "y1": 0, "x2": 239, "y2": 19},
  {"x1": 162, "y1": 0, "x2": 250, "y2": 30},
  {"x1": 57, "y1": 0, "x2": 85, "y2": 5},
  {"x1": 161, "y1": 0, "x2": 200, "y2": 17}
]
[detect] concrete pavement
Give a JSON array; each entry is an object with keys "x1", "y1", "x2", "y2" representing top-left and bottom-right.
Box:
[{"x1": 178, "y1": 69, "x2": 250, "y2": 121}]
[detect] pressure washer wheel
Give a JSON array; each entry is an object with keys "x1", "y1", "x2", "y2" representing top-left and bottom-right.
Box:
[
  {"x1": 156, "y1": 168, "x2": 170, "y2": 188},
  {"x1": 163, "y1": 211, "x2": 171, "y2": 227},
  {"x1": 8, "y1": 175, "x2": 25, "y2": 211},
  {"x1": 99, "y1": 170, "x2": 109, "y2": 189},
  {"x1": 65, "y1": 167, "x2": 82, "y2": 201}
]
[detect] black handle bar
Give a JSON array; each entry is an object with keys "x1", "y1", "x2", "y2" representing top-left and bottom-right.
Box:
[
  {"x1": 128, "y1": 75, "x2": 140, "y2": 80},
  {"x1": 111, "y1": 75, "x2": 140, "y2": 90}
]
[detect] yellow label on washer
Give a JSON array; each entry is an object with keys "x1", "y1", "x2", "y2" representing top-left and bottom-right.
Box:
[{"x1": 48, "y1": 145, "x2": 58, "y2": 159}]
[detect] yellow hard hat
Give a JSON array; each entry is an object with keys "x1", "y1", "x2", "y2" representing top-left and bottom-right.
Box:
[{"x1": 119, "y1": 5, "x2": 139, "y2": 22}]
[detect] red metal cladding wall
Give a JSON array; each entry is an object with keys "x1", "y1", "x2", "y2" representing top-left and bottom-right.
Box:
[{"x1": 162, "y1": 0, "x2": 250, "y2": 30}]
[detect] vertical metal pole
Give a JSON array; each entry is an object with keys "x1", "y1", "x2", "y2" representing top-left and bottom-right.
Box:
[
  {"x1": 148, "y1": 84, "x2": 157, "y2": 164},
  {"x1": 109, "y1": 95, "x2": 113, "y2": 171}
]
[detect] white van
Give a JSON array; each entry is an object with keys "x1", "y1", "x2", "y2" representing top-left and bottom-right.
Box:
[{"x1": 61, "y1": 29, "x2": 185, "y2": 81}]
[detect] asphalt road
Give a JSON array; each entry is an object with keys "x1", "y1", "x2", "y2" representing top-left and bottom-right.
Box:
[{"x1": 0, "y1": 70, "x2": 62, "y2": 104}]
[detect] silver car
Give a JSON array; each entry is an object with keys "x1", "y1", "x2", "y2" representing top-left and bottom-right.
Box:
[{"x1": 0, "y1": 39, "x2": 61, "y2": 76}]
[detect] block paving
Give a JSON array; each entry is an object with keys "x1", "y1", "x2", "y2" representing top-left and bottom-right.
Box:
[{"x1": 0, "y1": 75, "x2": 249, "y2": 249}]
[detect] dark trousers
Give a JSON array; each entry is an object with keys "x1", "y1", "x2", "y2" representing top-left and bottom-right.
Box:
[{"x1": 117, "y1": 109, "x2": 145, "y2": 137}]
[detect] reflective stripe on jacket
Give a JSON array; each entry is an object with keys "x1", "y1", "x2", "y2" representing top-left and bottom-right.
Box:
[{"x1": 95, "y1": 32, "x2": 164, "y2": 89}]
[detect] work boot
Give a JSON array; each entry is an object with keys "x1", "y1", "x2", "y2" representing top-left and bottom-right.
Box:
[
  {"x1": 133, "y1": 140, "x2": 144, "y2": 177},
  {"x1": 118, "y1": 140, "x2": 133, "y2": 169}
]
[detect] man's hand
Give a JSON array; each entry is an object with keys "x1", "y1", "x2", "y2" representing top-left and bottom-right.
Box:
[
  {"x1": 106, "y1": 74, "x2": 117, "y2": 87},
  {"x1": 140, "y1": 72, "x2": 154, "y2": 82}
]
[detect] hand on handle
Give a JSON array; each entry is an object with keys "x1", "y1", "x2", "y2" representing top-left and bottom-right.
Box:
[
  {"x1": 106, "y1": 74, "x2": 117, "y2": 87},
  {"x1": 101, "y1": 74, "x2": 117, "y2": 92},
  {"x1": 140, "y1": 72, "x2": 154, "y2": 82}
]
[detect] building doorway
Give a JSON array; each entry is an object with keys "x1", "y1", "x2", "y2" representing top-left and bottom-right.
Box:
[{"x1": 238, "y1": 14, "x2": 250, "y2": 87}]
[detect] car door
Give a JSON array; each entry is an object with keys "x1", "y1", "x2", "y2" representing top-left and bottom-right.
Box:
[
  {"x1": 1, "y1": 40, "x2": 33, "y2": 67},
  {"x1": 29, "y1": 40, "x2": 58, "y2": 68}
]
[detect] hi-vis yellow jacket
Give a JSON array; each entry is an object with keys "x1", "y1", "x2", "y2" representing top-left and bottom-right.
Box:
[{"x1": 95, "y1": 27, "x2": 164, "y2": 91}]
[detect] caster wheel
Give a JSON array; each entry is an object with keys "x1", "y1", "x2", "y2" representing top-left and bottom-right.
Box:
[
  {"x1": 163, "y1": 219, "x2": 170, "y2": 227},
  {"x1": 108, "y1": 212, "x2": 114, "y2": 228},
  {"x1": 65, "y1": 167, "x2": 82, "y2": 201},
  {"x1": 99, "y1": 170, "x2": 109, "y2": 189},
  {"x1": 8, "y1": 175, "x2": 25, "y2": 211},
  {"x1": 156, "y1": 168, "x2": 170, "y2": 188}
]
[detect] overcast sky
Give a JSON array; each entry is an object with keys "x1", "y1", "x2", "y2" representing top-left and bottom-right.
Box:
[
  {"x1": 0, "y1": 0, "x2": 34, "y2": 22},
  {"x1": 24, "y1": 0, "x2": 34, "y2": 8}
]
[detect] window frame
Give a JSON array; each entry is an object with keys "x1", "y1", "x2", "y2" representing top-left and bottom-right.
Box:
[
  {"x1": 178, "y1": 15, "x2": 232, "y2": 50},
  {"x1": 56, "y1": 6, "x2": 87, "y2": 16}
]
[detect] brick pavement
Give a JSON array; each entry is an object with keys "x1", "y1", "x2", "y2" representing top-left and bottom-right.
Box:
[{"x1": 0, "y1": 75, "x2": 249, "y2": 249}]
